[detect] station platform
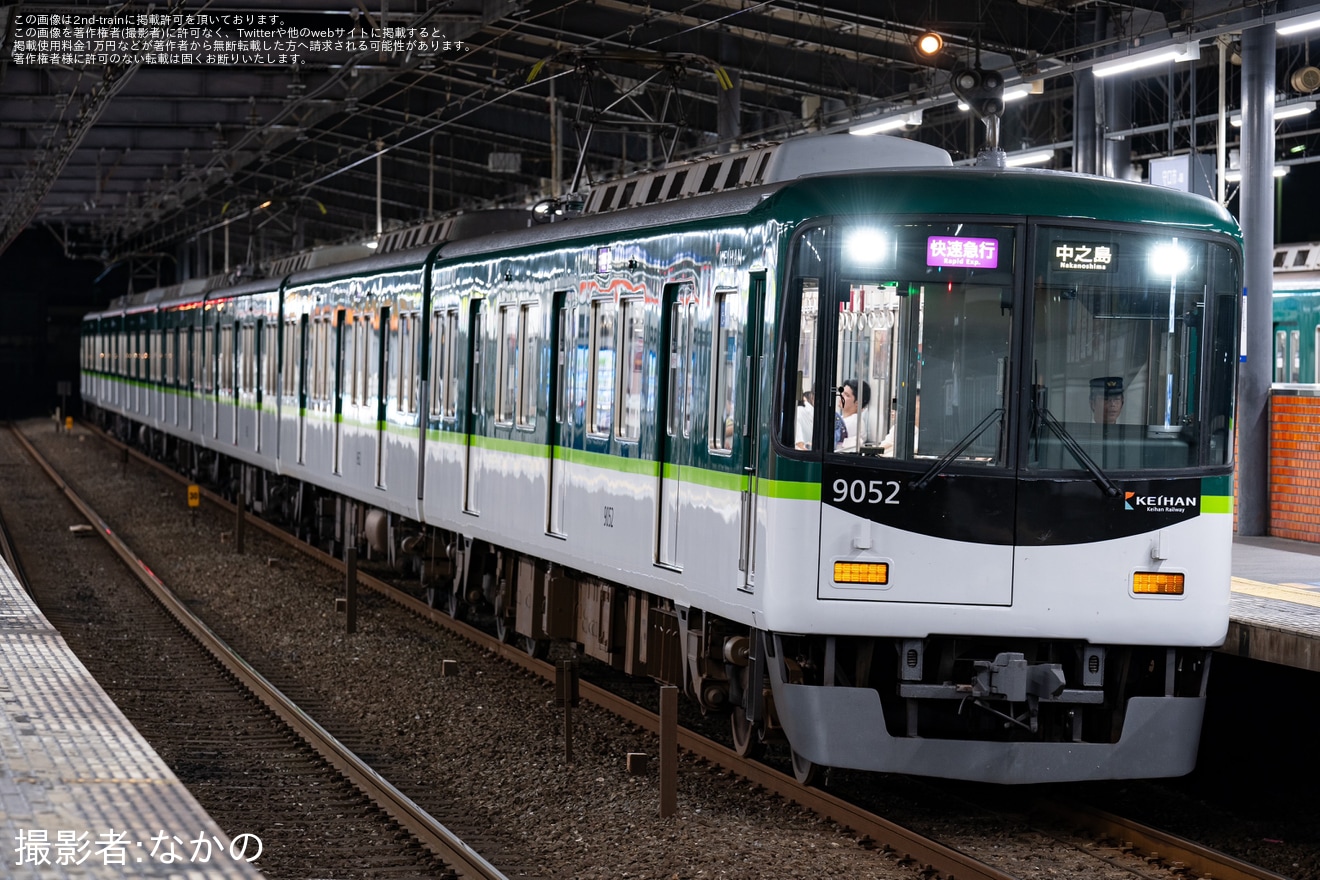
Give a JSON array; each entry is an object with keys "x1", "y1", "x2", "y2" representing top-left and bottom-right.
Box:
[
  {"x1": 1227, "y1": 535, "x2": 1320, "y2": 672},
  {"x1": 0, "y1": 555, "x2": 263, "y2": 878}
]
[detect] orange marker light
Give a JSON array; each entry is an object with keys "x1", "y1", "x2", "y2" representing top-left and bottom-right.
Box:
[
  {"x1": 834, "y1": 562, "x2": 889, "y2": 585},
  {"x1": 1133, "y1": 572, "x2": 1184, "y2": 595}
]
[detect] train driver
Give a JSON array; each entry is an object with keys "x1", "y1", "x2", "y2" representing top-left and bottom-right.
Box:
[{"x1": 1089, "y1": 376, "x2": 1125, "y2": 424}]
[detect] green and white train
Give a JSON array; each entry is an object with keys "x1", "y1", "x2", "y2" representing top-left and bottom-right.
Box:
[
  {"x1": 81, "y1": 132, "x2": 1241, "y2": 784},
  {"x1": 1272, "y1": 241, "x2": 1320, "y2": 385}
]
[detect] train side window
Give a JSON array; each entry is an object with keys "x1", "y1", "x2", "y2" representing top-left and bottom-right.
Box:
[
  {"x1": 666, "y1": 298, "x2": 688, "y2": 436},
  {"x1": 351, "y1": 315, "x2": 364, "y2": 405},
  {"x1": 617, "y1": 298, "x2": 644, "y2": 440},
  {"x1": 150, "y1": 329, "x2": 161, "y2": 383},
  {"x1": 373, "y1": 307, "x2": 387, "y2": 407},
  {"x1": 310, "y1": 318, "x2": 324, "y2": 400},
  {"x1": 777, "y1": 227, "x2": 827, "y2": 453},
  {"x1": 589, "y1": 300, "x2": 616, "y2": 435},
  {"x1": 241, "y1": 323, "x2": 255, "y2": 393},
  {"x1": 219, "y1": 324, "x2": 234, "y2": 393},
  {"x1": 282, "y1": 320, "x2": 297, "y2": 396},
  {"x1": 163, "y1": 329, "x2": 174, "y2": 385},
  {"x1": 264, "y1": 321, "x2": 277, "y2": 395},
  {"x1": 444, "y1": 311, "x2": 459, "y2": 418},
  {"x1": 430, "y1": 311, "x2": 444, "y2": 417},
  {"x1": 556, "y1": 305, "x2": 571, "y2": 425},
  {"x1": 200, "y1": 325, "x2": 211, "y2": 392},
  {"x1": 519, "y1": 303, "x2": 540, "y2": 428},
  {"x1": 498, "y1": 304, "x2": 520, "y2": 424},
  {"x1": 711, "y1": 289, "x2": 740, "y2": 452},
  {"x1": 397, "y1": 313, "x2": 413, "y2": 413},
  {"x1": 1292, "y1": 329, "x2": 1301, "y2": 383}
]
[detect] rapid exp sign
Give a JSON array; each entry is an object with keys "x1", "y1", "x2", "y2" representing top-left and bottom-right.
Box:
[{"x1": 927, "y1": 236, "x2": 999, "y2": 269}]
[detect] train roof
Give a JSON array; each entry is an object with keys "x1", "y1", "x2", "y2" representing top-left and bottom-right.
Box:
[
  {"x1": 283, "y1": 242, "x2": 434, "y2": 290},
  {"x1": 435, "y1": 163, "x2": 1241, "y2": 267}
]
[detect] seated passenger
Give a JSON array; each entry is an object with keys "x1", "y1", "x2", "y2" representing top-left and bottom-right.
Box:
[
  {"x1": 795, "y1": 390, "x2": 815, "y2": 450},
  {"x1": 836, "y1": 378, "x2": 870, "y2": 453}
]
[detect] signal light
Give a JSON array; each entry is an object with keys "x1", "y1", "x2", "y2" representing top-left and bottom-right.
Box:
[
  {"x1": 834, "y1": 562, "x2": 889, "y2": 585},
  {"x1": 1133, "y1": 572, "x2": 1184, "y2": 595},
  {"x1": 916, "y1": 32, "x2": 944, "y2": 56}
]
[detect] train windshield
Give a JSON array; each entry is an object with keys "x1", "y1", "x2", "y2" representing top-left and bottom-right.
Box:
[
  {"x1": 782, "y1": 221, "x2": 1016, "y2": 465},
  {"x1": 1029, "y1": 227, "x2": 1239, "y2": 471},
  {"x1": 779, "y1": 220, "x2": 1239, "y2": 472}
]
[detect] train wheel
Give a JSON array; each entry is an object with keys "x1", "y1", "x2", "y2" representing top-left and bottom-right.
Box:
[
  {"x1": 494, "y1": 615, "x2": 515, "y2": 644},
  {"x1": 730, "y1": 707, "x2": 763, "y2": 759},
  {"x1": 424, "y1": 582, "x2": 445, "y2": 609},
  {"x1": 520, "y1": 636, "x2": 549, "y2": 660},
  {"x1": 445, "y1": 586, "x2": 467, "y2": 621},
  {"x1": 790, "y1": 748, "x2": 821, "y2": 787}
]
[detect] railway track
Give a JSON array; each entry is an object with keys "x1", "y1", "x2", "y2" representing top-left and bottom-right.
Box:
[
  {"x1": 7, "y1": 418, "x2": 1298, "y2": 880},
  {"x1": 3, "y1": 423, "x2": 514, "y2": 880}
]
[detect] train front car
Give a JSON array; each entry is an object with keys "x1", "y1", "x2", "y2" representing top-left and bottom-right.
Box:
[{"x1": 756, "y1": 169, "x2": 1240, "y2": 784}]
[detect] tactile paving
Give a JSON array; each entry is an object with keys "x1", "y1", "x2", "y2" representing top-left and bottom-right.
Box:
[{"x1": 0, "y1": 557, "x2": 262, "y2": 878}]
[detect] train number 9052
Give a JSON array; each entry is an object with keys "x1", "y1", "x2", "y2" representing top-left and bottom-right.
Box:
[{"x1": 831, "y1": 478, "x2": 901, "y2": 505}]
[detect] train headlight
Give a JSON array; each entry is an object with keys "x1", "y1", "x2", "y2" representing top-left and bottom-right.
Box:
[
  {"x1": 844, "y1": 229, "x2": 888, "y2": 265},
  {"x1": 1148, "y1": 241, "x2": 1189, "y2": 276},
  {"x1": 834, "y1": 561, "x2": 889, "y2": 585},
  {"x1": 1132, "y1": 572, "x2": 1184, "y2": 595}
]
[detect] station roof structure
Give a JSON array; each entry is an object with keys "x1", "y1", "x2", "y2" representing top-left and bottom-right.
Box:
[{"x1": 5, "y1": 0, "x2": 1320, "y2": 289}]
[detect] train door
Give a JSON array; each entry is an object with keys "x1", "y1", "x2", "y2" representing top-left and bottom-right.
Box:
[
  {"x1": 656, "y1": 282, "x2": 695, "y2": 568},
  {"x1": 254, "y1": 318, "x2": 264, "y2": 451},
  {"x1": 333, "y1": 308, "x2": 345, "y2": 475},
  {"x1": 1274, "y1": 324, "x2": 1301, "y2": 383},
  {"x1": 297, "y1": 315, "x2": 309, "y2": 463},
  {"x1": 547, "y1": 290, "x2": 570, "y2": 537},
  {"x1": 183, "y1": 325, "x2": 192, "y2": 432},
  {"x1": 463, "y1": 299, "x2": 485, "y2": 514},
  {"x1": 738, "y1": 272, "x2": 767, "y2": 591},
  {"x1": 375, "y1": 305, "x2": 390, "y2": 487},
  {"x1": 169, "y1": 328, "x2": 179, "y2": 426}
]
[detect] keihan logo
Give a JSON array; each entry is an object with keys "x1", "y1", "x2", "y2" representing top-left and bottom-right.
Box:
[{"x1": 1125, "y1": 491, "x2": 1198, "y2": 513}]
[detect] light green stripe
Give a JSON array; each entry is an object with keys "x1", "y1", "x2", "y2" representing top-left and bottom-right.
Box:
[
  {"x1": 474, "y1": 433, "x2": 553, "y2": 458},
  {"x1": 556, "y1": 445, "x2": 658, "y2": 476},
  {"x1": 759, "y1": 478, "x2": 822, "y2": 501},
  {"x1": 1202, "y1": 495, "x2": 1232, "y2": 514}
]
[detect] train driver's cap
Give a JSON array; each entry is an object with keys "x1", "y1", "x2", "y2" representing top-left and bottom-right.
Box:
[{"x1": 1090, "y1": 376, "x2": 1124, "y2": 397}]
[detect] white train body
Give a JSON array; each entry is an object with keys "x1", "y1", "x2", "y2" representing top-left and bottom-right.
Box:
[{"x1": 81, "y1": 135, "x2": 1242, "y2": 783}]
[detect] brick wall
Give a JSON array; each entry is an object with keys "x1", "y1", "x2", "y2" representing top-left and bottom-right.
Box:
[{"x1": 1267, "y1": 389, "x2": 1320, "y2": 542}]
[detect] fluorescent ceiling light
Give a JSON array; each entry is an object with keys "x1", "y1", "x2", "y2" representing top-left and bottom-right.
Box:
[
  {"x1": 849, "y1": 109, "x2": 923, "y2": 136},
  {"x1": 1005, "y1": 148, "x2": 1054, "y2": 167},
  {"x1": 1278, "y1": 10, "x2": 1320, "y2": 35},
  {"x1": 1222, "y1": 166, "x2": 1290, "y2": 182},
  {"x1": 1230, "y1": 101, "x2": 1316, "y2": 127},
  {"x1": 1093, "y1": 41, "x2": 1200, "y2": 78}
]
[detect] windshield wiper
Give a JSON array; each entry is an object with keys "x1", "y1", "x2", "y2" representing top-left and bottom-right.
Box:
[
  {"x1": 1032, "y1": 402, "x2": 1121, "y2": 497},
  {"x1": 911, "y1": 407, "x2": 1004, "y2": 490}
]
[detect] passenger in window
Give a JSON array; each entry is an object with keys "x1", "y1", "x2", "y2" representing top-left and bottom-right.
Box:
[
  {"x1": 795, "y1": 389, "x2": 815, "y2": 450},
  {"x1": 1089, "y1": 376, "x2": 1125, "y2": 424},
  {"x1": 836, "y1": 378, "x2": 870, "y2": 453},
  {"x1": 879, "y1": 394, "x2": 918, "y2": 456},
  {"x1": 880, "y1": 398, "x2": 897, "y2": 455}
]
